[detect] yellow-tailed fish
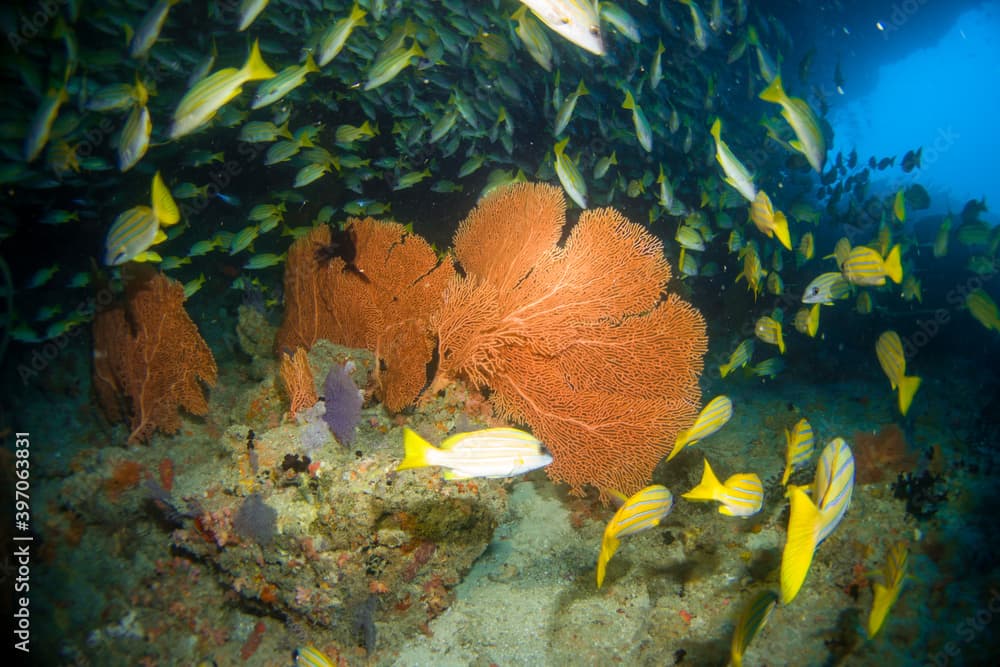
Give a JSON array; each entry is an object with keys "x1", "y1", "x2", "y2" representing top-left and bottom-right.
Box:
[
  {"x1": 720, "y1": 339, "x2": 754, "y2": 378},
  {"x1": 750, "y1": 191, "x2": 791, "y2": 250},
  {"x1": 893, "y1": 189, "x2": 906, "y2": 223},
  {"x1": 876, "y1": 220, "x2": 893, "y2": 258},
  {"x1": 118, "y1": 104, "x2": 151, "y2": 172},
  {"x1": 244, "y1": 252, "x2": 286, "y2": 270},
  {"x1": 751, "y1": 356, "x2": 784, "y2": 379},
  {"x1": 622, "y1": 90, "x2": 652, "y2": 152},
  {"x1": 875, "y1": 331, "x2": 921, "y2": 416},
  {"x1": 825, "y1": 236, "x2": 852, "y2": 269},
  {"x1": 730, "y1": 590, "x2": 779, "y2": 667},
  {"x1": 754, "y1": 315, "x2": 785, "y2": 354},
  {"x1": 933, "y1": 217, "x2": 951, "y2": 258},
  {"x1": 966, "y1": 288, "x2": 1000, "y2": 332},
  {"x1": 767, "y1": 271, "x2": 784, "y2": 296},
  {"x1": 128, "y1": 0, "x2": 179, "y2": 59},
  {"x1": 251, "y1": 54, "x2": 319, "y2": 109},
  {"x1": 867, "y1": 541, "x2": 909, "y2": 639},
  {"x1": 512, "y1": 5, "x2": 554, "y2": 71},
  {"x1": 781, "y1": 418, "x2": 814, "y2": 485},
  {"x1": 25, "y1": 87, "x2": 69, "y2": 163},
  {"x1": 593, "y1": 151, "x2": 617, "y2": 179},
  {"x1": 553, "y1": 137, "x2": 587, "y2": 208},
  {"x1": 793, "y1": 304, "x2": 820, "y2": 337},
  {"x1": 596, "y1": 485, "x2": 674, "y2": 588},
  {"x1": 364, "y1": 40, "x2": 423, "y2": 90},
  {"x1": 758, "y1": 75, "x2": 827, "y2": 173},
  {"x1": 842, "y1": 245, "x2": 903, "y2": 286},
  {"x1": 104, "y1": 171, "x2": 180, "y2": 266},
  {"x1": 650, "y1": 40, "x2": 665, "y2": 88},
  {"x1": 797, "y1": 231, "x2": 815, "y2": 264},
  {"x1": 554, "y1": 79, "x2": 588, "y2": 136},
  {"x1": 295, "y1": 644, "x2": 335, "y2": 666},
  {"x1": 229, "y1": 224, "x2": 260, "y2": 255},
  {"x1": 669, "y1": 395, "x2": 733, "y2": 461},
  {"x1": 398, "y1": 427, "x2": 552, "y2": 479},
  {"x1": 170, "y1": 39, "x2": 276, "y2": 139},
  {"x1": 677, "y1": 0, "x2": 709, "y2": 50},
  {"x1": 781, "y1": 437, "x2": 855, "y2": 604},
  {"x1": 316, "y1": 3, "x2": 367, "y2": 66},
  {"x1": 737, "y1": 244, "x2": 766, "y2": 299},
  {"x1": 856, "y1": 291, "x2": 873, "y2": 315},
  {"x1": 599, "y1": 2, "x2": 640, "y2": 42},
  {"x1": 802, "y1": 272, "x2": 850, "y2": 305},
  {"x1": 518, "y1": 0, "x2": 604, "y2": 56},
  {"x1": 682, "y1": 458, "x2": 763, "y2": 518},
  {"x1": 710, "y1": 118, "x2": 756, "y2": 202},
  {"x1": 675, "y1": 224, "x2": 705, "y2": 251},
  {"x1": 901, "y1": 275, "x2": 922, "y2": 303}
]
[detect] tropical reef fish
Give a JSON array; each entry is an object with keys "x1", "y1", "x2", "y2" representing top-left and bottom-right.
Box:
[
  {"x1": 669, "y1": 395, "x2": 733, "y2": 461},
  {"x1": 169, "y1": 39, "x2": 276, "y2": 139},
  {"x1": 682, "y1": 458, "x2": 763, "y2": 518},
  {"x1": 966, "y1": 288, "x2": 1000, "y2": 332},
  {"x1": 802, "y1": 272, "x2": 850, "y2": 305},
  {"x1": 518, "y1": 0, "x2": 604, "y2": 56},
  {"x1": 730, "y1": 589, "x2": 779, "y2": 667},
  {"x1": 793, "y1": 304, "x2": 820, "y2": 337},
  {"x1": 867, "y1": 541, "x2": 909, "y2": 638},
  {"x1": 754, "y1": 315, "x2": 785, "y2": 354},
  {"x1": 841, "y1": 245, "x2": 902, "y2": 286},
  {"x1": 398, "y1": 427, "x2": 552, "y2": 480},
  {"x1": 596, "y1": 485, "x2": 674, "y2": 588},
  {"x1": 710, "y1": 118, "x2": 756, "y2": 202},
  {"x1": 104, "y1": 171, "x2": 180, "y2": 265},
  {"x1": 758, "y1": 75, "x2": 827, "y2": 173},
  {"x1": 749, "y1": 191, "x2": 791, "y2": 251},
  {"x1": 781, "y1": 437, "x2": 855, "y2": 604},
  {"x1": 875, "y1": 331, "x2": 921, "y2": 416},
  {"x1": 553, "y1": 137, "x2": 588, "y2": 208},
  {"x1": 295, "y1": 644, "x2": 336, "y2": 666},
  {"x1": 720, "y1": 339, "x2": 754, "y2": 378},
  {"x1": 781, "y1": 418, "x2": 815, "y2": 485}
]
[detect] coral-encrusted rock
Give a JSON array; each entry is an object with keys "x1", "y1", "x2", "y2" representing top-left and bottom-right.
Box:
[{"x1": 172, "y1": 406, "x2": 508, "y2": 654}]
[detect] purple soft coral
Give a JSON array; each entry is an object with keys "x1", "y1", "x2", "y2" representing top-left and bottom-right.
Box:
[{"x1": 322, "y1": 362, "x2": 363, "y2": 446}]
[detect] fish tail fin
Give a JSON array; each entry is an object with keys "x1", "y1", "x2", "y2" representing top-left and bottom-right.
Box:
[
  {"x1": 667, "y1": 433, "x2": 688, "y2": 462},
  {"x1": 777, "y1": 328, "x2": 786, "y2": 354},
  {"x1": 242, "y1": 39, "x2": 277, "y2": 82},
  {"x1": 303, "y1": 51, "x2": 319, "y2": 74},
  {"x1": 807, "y1": 304, "x2": 820, "y2": 337},
  {"x1": 773, "y1": 211, "x2": 792, "y2": 251},
  {"x1": 759, "y1": 74, "x2": 785, "y2": 104},
  {"x1": 780, "y1": 462, "x2": 792, "y2": 486},
  {"x1": 596, "y1": 533, "x2": 620, "y2": 589},
  {"x1": 151, "y1": 171, "x2": 180, "y2": 225},
  {"x1": 350, "y1": 3, "x2": 368, "y2": 25},
  {"x1": 622, "y1": 90, "x2": 635, "y2": 110},
  {"x1": 719, "y1": 361, "x2": 732, "y2": 378},
  {"x1": 710, "y1": 117, "x2": 722, "y2": 141},
  {"x1": 781, "y1": 487, "x2": 821, "y2": 604},
  {"x1": 885, "y1": 245, "x2": 903, "y2": 284},
  {"x1": 897, "y1": 374, "x2": 922, "y2": 416},
  {"x1": 682, "y1": 458, "x2": 723, "y2": 502},
  {"x1": 398, "y1": 427, "x2": 437, "y2": 471},
  {"x1": 867, "y1": 582, "x2": 892, "y2": 638}
]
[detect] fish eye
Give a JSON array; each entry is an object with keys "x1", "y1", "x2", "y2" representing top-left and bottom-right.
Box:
[
  {"x1": 560, "y1": 16, "x2": 570, "y2": 25},
  {"x1": 590, "y1": 25, "x2": 600, "y2": 36},
  {"x1": 810, "y1": 287, "x2": 820, "y2": 295}
]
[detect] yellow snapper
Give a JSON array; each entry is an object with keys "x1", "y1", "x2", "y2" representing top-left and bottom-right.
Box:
[
  {"x1": 364, "y1": 40, "x2": 424, "y2": 91},
  {"x1": 104, "y1": 171, "x2": 180, "y2": 265},
  {"x1": 128, "y1": 0, "x2": 180, "y2": 59},
  {"x1": 512, "y1": 5, "x2": 554, "y2": 71},
  {"x1": 736, "y1": 244, "x2": 766, "y2": 299},
  {"x1": 802, "y1": 272, "x2": 850, "y2": 305},
  {"x1": 710, "y1": 118, "x2": 756, "y2": 202},
  {"x1": 754, "y1": 315, "x2": 785, "y2": 354},
  {"x1": 825, "y1": 236, "x2": 852, "y2": 269},
  {"x1": 797, "y1": 231, "x2": 815, "y2": 264},
  {"x1": 842, "y1": 245, "x2": 903, "y2": 286},
  {"x1": 316, "y1": 3, "x2": 367, "y2": 67},
  {"x1": 682, "y1": 458, "x2": 763, "y2": 518},
  {"x1": 893, "y1": 189, "x2": 906, "y2": 223},
  {"x1": 720, "y1": 339, "x2": 754, "y2": 378},
  {"x1": 793, "y1": 303, "x2": 820, "y2": 337},
  {"x1": 669, "y1": 395, "x2": 733, "y2": 462},
  {"x1": 238, "y1": 0, "x2": 269, "y2": 31},
  {"x1": 170, "y1": 39, "x2": 276, "y2": 139},
  {"x1": 398, "y1": 427, "x2": 552, "y2": 480},
  {"x1": 553, "y1": 137, "x2": 588, "y2": 208},
  {"x1": 596, "y1": 485, "x2": 674, "y2": 588},
  {"x1": 622, "y1": 90, "x2": 652, "y2": 152},
  {"x1": 518, "y1": 0, "x2": 604, "y2": 56},
  {"x1": 554, "y1": 79, "x2": 588, "y2": 136},
  {"x1": 758, "y1": 75, "x2": 826, "y2": 173},
  {"x1": 25, "y1": 86, "x2": 69, "y2": 163},
  {"x1": 751, "y1": 356, "x2": 784, "y2": 379},
  {"x1": 781, "y1": 437, "x2": 855, "y2": 604},
  {"x1": 677, "y1": 0, "x2": 709, "y2": 50},
  {"x1": 295, "y1": 644, "x2": 336, "y2": 666},
  {"x1": 118, "y1": 103, "x2": 151, "y2": 172},
  {"x1": 781, "y1": 418, "x2": 815, "y2": 485},
  {"x1": 901, "y1": 274, "x2": 922, "y2": 303},
  {"x1": 933, "y1": 217, "x2": 951, "y2": 258},
  {"x1": 730, "y1": 589, "x2": 779, "y2": 667},
  {"x1": 856, "y1": 290, "x2": 873, "y2": 315},
  {"x1": 966, "y1": 288, "x2": 1000, "y2": 332},
  {"x1": 750, "y1": 190, "x2": 792, "y2": 251},
  {"x1": 251, "y1": 53, "x2": 319, "y2": 109},
  {"x1": 876, "y1": 331, "x2": 921, "y2": 416},
  {"x1": 867, "y1": 541, "x2": 909, "y2": 639}
]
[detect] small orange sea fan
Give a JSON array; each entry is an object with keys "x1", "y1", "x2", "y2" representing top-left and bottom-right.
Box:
[{"x1": 852, "y1": 424, "x2": 918, "y2": 485}]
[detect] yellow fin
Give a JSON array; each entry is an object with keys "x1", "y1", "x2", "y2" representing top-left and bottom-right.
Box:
[
  {"x1": 151, "y1": 171, "x2": 180, "y2": 225},
  {"x1": 397, "y1": 427, "x2": 435, "y2": 471},
  {"x1": 241, "y1": 38, "x2": 277, "y2": 82},
  {"x1": 897, "y1": 374, "x2": 921, "y2": 416},
  {"x1": 773, "y1": 211, "x2": 792, "y2": 251},
  {"x1": 780, "y1": 487, "x2": 821, "y2": 604},
  {"x1": 884, "y1": 245, "x2": 903, "y2": 284},
  {"x1": 596, "y1": 533, "x2": 620, "y2": 589},
  {"x1": 682, "y1": 458, "x2": 723, "y2": 502},
  {"x1": 758, "y1": 75, "x2": 786, "y2": 104}
]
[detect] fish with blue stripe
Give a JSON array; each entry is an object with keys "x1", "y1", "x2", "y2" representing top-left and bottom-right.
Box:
[
  {"x1": 295, "y1": 644, "x2": 336, "y2": 666},
  {"x1": 868, "y1": 541, "x2": 909, "y2": 638},
  {"x1": 397, "y1": 427, "x2": 552, "y2": 480},
  {"x1": 668, "y1": 395, "x2": 733, "y2": 461},
  {"x1": 842, "y1": 245, "x2": 903, "y2": 287},
  {"x1": 781, "y1": 418, "x2": 814, "y2": 485},
  {"x1": 596, "y1": 484, "x2": 674, "y2": 588},
  {"x1": 104, "y1": 171, "x2": 180, "y2": 266},
  {"x1": 682, "y1": 458, "x2": 763, "y2": 518},
  {"x1": 730, "y1": 589, "x2": 779, "y2": 667},
  {"x1": 781, "y1": 437, "x2": 855, "y2": 604},
  {"x1": 875, "y1": 331, "x2": 921, "y2": 416}
]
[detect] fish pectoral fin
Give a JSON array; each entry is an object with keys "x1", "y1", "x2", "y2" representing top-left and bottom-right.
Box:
[{"x1": 442, "y1": 469, "x2": 474, "y2": 480}]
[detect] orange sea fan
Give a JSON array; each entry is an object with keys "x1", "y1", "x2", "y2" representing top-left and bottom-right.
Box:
[
  {"x1": 427, "y1": 183, "x2": 708, "y2": 498},
  {"x1": 279, "y1": 347, "x2": 317, "y2": 415},
  {"x1": 853, "y1": 424, "x2": 918, "y2": 485}
]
